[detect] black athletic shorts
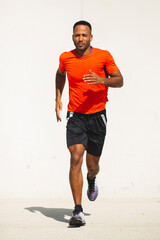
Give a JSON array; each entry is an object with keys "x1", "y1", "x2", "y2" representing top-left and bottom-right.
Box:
[{"x1": 66, "y1": 109, "x2": 107, "y2": 156}]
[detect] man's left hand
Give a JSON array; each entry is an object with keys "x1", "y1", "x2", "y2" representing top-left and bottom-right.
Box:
[{"x1": 83, "y1": 69, "x2": 104, "y2": 85}]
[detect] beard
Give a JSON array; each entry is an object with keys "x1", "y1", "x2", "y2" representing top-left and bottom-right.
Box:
[{"x1": 74, "y1": 41, "x2": 90, "y2": 51}]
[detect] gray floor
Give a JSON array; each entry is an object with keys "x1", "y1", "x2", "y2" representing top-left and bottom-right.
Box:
[{"x1": 0, "y1": 198, "x2": 160, "y2": 240}]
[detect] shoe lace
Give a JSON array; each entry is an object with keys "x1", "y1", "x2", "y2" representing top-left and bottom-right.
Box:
[{"x1": 88, "y1": 178, "x2": 96, "y2": 193}]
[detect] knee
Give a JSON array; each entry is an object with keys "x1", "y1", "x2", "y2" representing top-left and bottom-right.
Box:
[
  {"x1": 87, "y1": 163, "x2": 99, "y2": 172},
  {"x1": 70, "y1": 152, "x2": 83, "y2": 170},
  {"x1": 87, "y1": 156, "x2": 100, "y2": 172}
]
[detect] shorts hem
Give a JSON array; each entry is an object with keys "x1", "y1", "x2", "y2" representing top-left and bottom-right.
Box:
[
  {"x1": 67, "y1": 143, "x2": 87, "y2": 149},
  {"x1": 86, "y1": 149, "x2": 102, "y2": 157}
]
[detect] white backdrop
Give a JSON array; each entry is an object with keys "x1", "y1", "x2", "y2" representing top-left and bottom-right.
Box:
[{"x1": 0, "y1": 0, "x2": 160, "y2": 198}]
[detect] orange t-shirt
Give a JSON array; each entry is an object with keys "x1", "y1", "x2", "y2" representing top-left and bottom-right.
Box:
[{"x1": 59, "y1": 47, "x2": 118, "y2": 114}]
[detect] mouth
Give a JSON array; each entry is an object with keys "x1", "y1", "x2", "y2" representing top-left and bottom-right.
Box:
[{"x1": 77, "y1": 42, "x2": 85, "y2": 47}]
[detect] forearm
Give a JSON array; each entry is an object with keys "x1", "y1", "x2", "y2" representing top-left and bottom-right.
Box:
[
  {"x1": 102, "y1": 76, "x2": 123, "y2": 88},
  {"x1": 55, "y1": 70, "x2": 66, "y2": 101}
]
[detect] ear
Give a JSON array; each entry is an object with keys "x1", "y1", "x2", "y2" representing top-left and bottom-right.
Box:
[{"x1": 90, "y1": 34, "x2": 93, "y2": 42}]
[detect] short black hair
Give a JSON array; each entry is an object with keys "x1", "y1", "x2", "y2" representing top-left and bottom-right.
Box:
[{"x1": 73, "y1": 20, "x2": 92, "y2": 33}]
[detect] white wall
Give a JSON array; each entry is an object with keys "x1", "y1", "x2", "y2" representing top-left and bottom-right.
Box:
[{"x1": 0, "y1": 0, "x2": 160, "y2": 198}]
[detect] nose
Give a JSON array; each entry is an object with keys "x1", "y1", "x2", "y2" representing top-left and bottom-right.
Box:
[{"x1": 79, "y1": 35, "x2": 83, "y2": 41}]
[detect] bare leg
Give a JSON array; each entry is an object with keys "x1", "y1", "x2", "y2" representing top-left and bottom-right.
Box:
[
  {"x1": 68, "y1": 144, "x2": 85, "y2": 205},
  {"x1": 86, "y1": 153, "x2": 100, "y2": 179}
]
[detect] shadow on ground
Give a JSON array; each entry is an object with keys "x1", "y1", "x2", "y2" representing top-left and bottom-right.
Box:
[{"x1": 25, "y1": 207, "x2": 90, "y2": 224}]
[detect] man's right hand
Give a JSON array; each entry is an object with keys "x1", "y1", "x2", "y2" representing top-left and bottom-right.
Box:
[{"x1": 55, "y1": 100, "x2": 63, "y2": 122}]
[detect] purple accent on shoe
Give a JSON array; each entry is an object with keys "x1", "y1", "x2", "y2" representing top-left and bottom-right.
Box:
[{"x1": 87, "y1": 175, "x2": 98, "y2": 201}]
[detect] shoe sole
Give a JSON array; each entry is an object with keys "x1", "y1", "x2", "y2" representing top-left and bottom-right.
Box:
[{"x1": 69, "y1": 217, "x2": 86, "y2": 227}]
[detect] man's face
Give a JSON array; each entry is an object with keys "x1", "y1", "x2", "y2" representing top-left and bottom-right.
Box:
[{"x1": 72, "y1": 25, "x2": 93, "y2": 51}]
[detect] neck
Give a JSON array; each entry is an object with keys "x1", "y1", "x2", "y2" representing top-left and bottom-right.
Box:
[{"x1": 75, "y1": 46, "x2": 92, "y2": 57}]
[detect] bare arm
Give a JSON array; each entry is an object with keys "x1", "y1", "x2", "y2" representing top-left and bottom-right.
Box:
[
  {"x1": 55, "y1": 68, "x2": 66, "y2": 121},
  {"x1": 83, "y1": 69, "x2": 123, "y2": 88}
]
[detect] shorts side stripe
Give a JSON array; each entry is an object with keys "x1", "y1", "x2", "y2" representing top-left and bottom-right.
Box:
[
  {"x1": 67, "y1": 111, "x2": 74, "y2": 122},
  {"x1": 101, "y1": 114, "x2": 107, "y2": 126}
]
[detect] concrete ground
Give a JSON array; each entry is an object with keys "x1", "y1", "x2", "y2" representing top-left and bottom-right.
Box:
[{"x1": 0, "y1": 198, "x2": 160, "y2": 240}]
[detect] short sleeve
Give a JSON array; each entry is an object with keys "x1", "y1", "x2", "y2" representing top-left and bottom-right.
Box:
[
  {"x1": 105, "y1": 51, "x2": 119, "y2": 75},
  {"x1": 59, "y1": 52, "x2": 66, "y2": 72}
]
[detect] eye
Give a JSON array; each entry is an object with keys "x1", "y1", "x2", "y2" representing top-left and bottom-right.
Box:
[{"x1": 82, "y1": 34, "x2": 88, "y2": 37}]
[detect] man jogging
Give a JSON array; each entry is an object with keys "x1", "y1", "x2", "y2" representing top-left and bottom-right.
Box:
[{"x1": 55, "y1": 20, "x2": 123, "y2": 227}]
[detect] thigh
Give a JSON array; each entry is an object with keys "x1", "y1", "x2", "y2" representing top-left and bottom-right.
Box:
[{"x1": 66, "y1": 112, "x2": 88, "y2": 148}]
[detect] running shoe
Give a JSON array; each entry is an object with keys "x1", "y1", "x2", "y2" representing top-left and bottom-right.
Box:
[
  {"x1": 87, "y1": 174, "x2": 98, "y2": 201},
  {"x1": 69, "y1": 207, "x2": 86, "y2": 227}
]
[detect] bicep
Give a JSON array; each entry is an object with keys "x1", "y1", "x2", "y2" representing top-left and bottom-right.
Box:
[
  {"x1": 109, "y1": 69, "x2": 122, "y2": 78},
  {"x1": 57, "y1": 68, "x2": 66, "y2": 76}
]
